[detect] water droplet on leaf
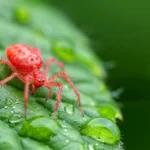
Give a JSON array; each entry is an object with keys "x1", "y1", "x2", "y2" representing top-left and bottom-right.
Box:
[
  {"x1": 15, "y1": 98, "x2": 19, "y2": 104},
  {"x1": 9, "y1": 114, "x2": 24, "y2": 124},
  {"x1": 95, "y1": 143, "x2": 98, "y2": 146},
  {"x1": 66, "y1": 140, "x2": 69, "y2": 143},
  {"x1": 81, "y1": 117, "x2": 120, "y2": 145},
  {"x1": 88, "y1": 144, "x2": 95, "y2": 150},
  {"x1": 64, "y1": 105, "x2": 74, "y2": 115},
  {"x1": 19, "y1": 117, "x2": 61, "y2": 141},
  {"x1": 13, "y1": 106, "x2": 16, "y2": 109}
]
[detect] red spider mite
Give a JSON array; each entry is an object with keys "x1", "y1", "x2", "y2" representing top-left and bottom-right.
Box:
[{"x1": 0, "y1": 44, "x2": 84, "y2": 118}]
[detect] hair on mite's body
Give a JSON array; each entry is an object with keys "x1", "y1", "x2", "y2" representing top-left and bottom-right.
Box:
[{"x1": 0, "y1": 44, "x2": 84, "y2": 118}]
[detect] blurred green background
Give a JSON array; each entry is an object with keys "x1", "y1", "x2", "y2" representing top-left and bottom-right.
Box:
[{"x1": 50, "y1": 0, "x2": 150, "y2": 149}]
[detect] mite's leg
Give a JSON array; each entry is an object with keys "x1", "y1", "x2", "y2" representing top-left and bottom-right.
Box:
[
  {"x1": 0, "y1": 71, "x2": 30, "y2": 118},
  {"x1": 45, "y1": 72, "x2": 84, "y2": 116},
  {"x1": 44, "y1": 58, "x2": 64, "y2": 76},
  {"x1": 31, "y1": 84, "x2": 35, "y2": 94},
  {"x1": 0, "y1": 59, "x2": 25, "y2": 82},
  {"x1": 0, "y1": 72, "x2": 18, "y2": 86},
  {"x1": 46, "y1": 88, "x2": 52, "y2": 100},
  {"x1": 24, "y1": 80, "x2": 30, "y2": 118},
  {"x1": 0, "y1": 59, "x2": 18, "y2": 73},
  {"x1": 45, "y1": 82, "x2": 63, "y2": 118}
]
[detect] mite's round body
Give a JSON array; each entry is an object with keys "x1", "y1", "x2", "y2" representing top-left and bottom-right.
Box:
[
  {"x1": 0, "y1": 44, "x2": 83, "y2": 118},
  {"x1": 6, "y1": 44, "x2": 42, "y2": 75}
]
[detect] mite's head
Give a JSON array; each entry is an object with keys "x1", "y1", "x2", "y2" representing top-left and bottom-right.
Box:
[{"x1": 33, "y1": 70, "x2": 45, "y2": 88}]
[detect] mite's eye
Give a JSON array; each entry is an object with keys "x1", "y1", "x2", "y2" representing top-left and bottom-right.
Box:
[
  {"x1": 42, "y1": 79, "x2": 45, "y2": 82},
  {"x1": 38, "y1": 80, "x2": 41, "y2": 82}
]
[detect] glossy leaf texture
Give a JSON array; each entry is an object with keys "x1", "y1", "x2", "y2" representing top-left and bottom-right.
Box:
[{"x1": 0, "y1": 0, "x2": 123, "y2": 150}]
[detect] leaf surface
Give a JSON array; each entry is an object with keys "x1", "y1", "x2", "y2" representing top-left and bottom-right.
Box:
[{"x1": 0, "y1": 0, "x2": 123, "y2": 149}]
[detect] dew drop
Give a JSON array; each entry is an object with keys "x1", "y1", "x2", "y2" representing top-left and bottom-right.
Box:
[
  {"x1": 9, "y1": 115, "x2": 24, "y2": 124},
  {"x1": 64, "y1": 85, "x2": 68, "y2": 89},
  {"x1": 11, "y1": 111, "x2": 14, "y2": 113},
  {"x1": 64, "y1": 129, "x2": 68, "y2": 132},
  {"x1": 88, "y1": 144, "x2": 95, "y2": 150},
  {"x1": 80, "y1": 118, "x2": 120, "y2": 145},
  {"x1": 66, "y1": 140, "x2": 69, "y2": 143},
  {"x1": 13, "y1": 106, "x2": 16, "y2": 109},
  {"x1": 19, "y1": 117, "x2": 61, "y2": 141},
  {"x1": 63, "y1": 129, "x2": 69, "y2": 136},
  {"x1": 4, "y1": 106, "x2": 7, "y2": 109},
  {"x1": 15, "y1": 98, "x2": 19, "y2": 104},
  {"x1": 95, "y1": 143, "x2": 98, "y2": 146},
  {"x1": 64, "y1": 105, "x2": 74, "y2": 115},
  {"x1": 63, "y1": 132, "x2": 69, "y2": 136}
]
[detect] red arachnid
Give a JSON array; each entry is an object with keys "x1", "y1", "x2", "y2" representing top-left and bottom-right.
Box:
[{"x1": 0, "y1": 44, "x2": 83, "y2": 118}]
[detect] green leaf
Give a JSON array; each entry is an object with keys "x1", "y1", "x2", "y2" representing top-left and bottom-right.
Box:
[
  {"x1": 0, "y1": 120, "x2": 22, "y2": 150},
  {"x1": 0, "y1": 0, "x2": 123, "y2": 149},
  {"x1": 21, "y1": 137, "x2": 52, "y2": 150}
]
